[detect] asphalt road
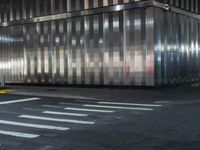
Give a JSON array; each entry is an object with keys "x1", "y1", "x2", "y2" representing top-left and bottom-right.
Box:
[{"x1": 0, "y1": 88, "x2": 199, "y2": 150}]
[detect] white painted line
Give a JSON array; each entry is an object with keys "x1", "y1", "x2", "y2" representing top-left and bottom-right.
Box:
[
  {"x1": 0, "y1": 130, "x2": 39, "y2": 138},
  {"x1": 0, "y1": 120, "x2": 68, "y2": 131},
  {"x1": 83, "y1": 104, "x2": 153, "y2": 111},
  {"x1": 65, "y1": 107, "x2": 114, "y2": 113},
  {"x1": 0, "y1": 111, "x2": 19, "y2": 115},
  {"x1": 19, "y1": 115, "x2": 95, "y2": 125},
  {"x1": 42, "y1": 105, "x2": 63, "y2": 109},
  {"x1": 98, "y1": 102, "x2": 162, "y2": 107},
  {"x1": 0, "y1": 97, "x2": 41, "y2": 105},
  {"x1": 43, "y1": 111, "x2": 88, "y2": 117}
]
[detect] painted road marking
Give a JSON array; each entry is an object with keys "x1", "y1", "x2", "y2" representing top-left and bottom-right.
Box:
[
  {"x1": 42, "y1": 105, "x2": 63, "y2": 109},
  {"x1": 0, "y1": 120, "x2": 68, "y2": 131},
  {"x1": 65, "y1": 107, "x2": 114, "y2": 113},
  {"x1": 0, "y1": 110, "x2": 19, "y2": 115},
  {"x1": 83, "y1": 104, "x2": 153, "y2": 111},
  {"x1": 0, "y1": 90, "x2": 14, "y2": 94},
  {"x1": 0, "y1": 130, "x2": 39, "y2": 138},
  {"x1": 43, "y1": 111, "x2": 88, "y2": 117},
  {"x1": 98, "y1": 102, "x2": 162, "y2": 107},
  {"x1": 19, "y1": 115, "x2": 95, "y2": 125},
  {"x1": 0, "y1": 97, "x2": 41, "y2": 105}
]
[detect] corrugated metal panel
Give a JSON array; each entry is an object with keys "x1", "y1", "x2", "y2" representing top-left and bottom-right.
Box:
[
  {"x1": 0, "y1": 0, "x2": 146, "y2": 23},
  {"x1": 154, "y1": 7, "x2": 200, "y2": 85},
  {"x1": 155, "y1": 0, "x2": 199, "y2": 14},
  {"x1": 3, "y1": 0, "x2": 200, "y2": 86},
  {"x1": 0, "y1": 5, "x2": 154, "y2": 86}
]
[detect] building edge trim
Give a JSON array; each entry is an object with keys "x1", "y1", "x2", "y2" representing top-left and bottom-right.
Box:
[
  {"x1": 0, "y1": 1, "x2": 152, "y2": 28},
  {"x1": 153, "y1": 0, "x2": 200, "y2": 20}
]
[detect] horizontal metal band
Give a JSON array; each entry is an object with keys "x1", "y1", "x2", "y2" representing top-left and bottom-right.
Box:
[
  {"x1": 0, "y1": 1, "x2": 151, "y2": 28},
  {"x1": 153, "y1": 0, "x2": 200, "y2": 20},
  {"x1": 0, "y1": 1, "x2": 199, "y2": 28}
]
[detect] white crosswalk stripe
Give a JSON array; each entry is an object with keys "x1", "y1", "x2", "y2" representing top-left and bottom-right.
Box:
[
  {"x1": 98, "y1": 102, "x2": 162, "y2": 107},
  {"x1": 0, "y1": 96, "x2": 162, "y2": 140},
  {"x1": 43, "y1": 111, "x2": 88, "y2": 117},
  {"x1": 83, "y1": 104, "x2": 153, "y2": 111},
  {"x1": 0, "y1": 120, "x2": 69, "y2": 131},
  {"x1": 19, "y1": 115, "x2": 95, "y2": 125},
  {"x1": 0, "y1": 130, "x2": 39, "y2": 138},
  {"x1": 65, "y1": 107, "x2": 114, "y2": 113},
  {"x1": 0, "y1": 97, "x2": 41, "y2": 105}
]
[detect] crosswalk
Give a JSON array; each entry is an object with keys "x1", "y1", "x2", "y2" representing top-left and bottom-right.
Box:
[
  {"x1": 0, "y1": 130, "x2": 39, "y2": 139},
  {"x1": 0, "y1": 97, "x2": 41, "y2": 105},
  {"x1": 0, "y1": 97, "x2": 163, "y2": 142},
  {"x1": 64, "y1": 107, "x2": 115, "y2": 113},
  {"x1": 0, "y1": 120, "x2": 69, "y2": 130},
  {"x1": 83, "y1": 104, "x2": 154, "y2": 111},
  {"x1": 19, "y1": 115, "x2": 95, "y2": 125},
  {"x1": 97, "y1": 101, "x2": 162, "y2": 107},
  {"x1": 43, "y1": 111, "x2": 88, "y2": 117}
]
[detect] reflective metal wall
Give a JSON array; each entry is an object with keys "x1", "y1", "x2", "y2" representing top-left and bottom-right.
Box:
[
  {"x1": 0, "y1": 0, "x2": 145, "y2": 23},
  {"x1": 0, "y1": 5, "x2": 155, "y2": 86},
  {"x1": 2, "y1": 0, "x2": 199, "y2": 86},
  {"x1": 155, "y1": 0, "x2": 199, "y2": 14},
  {"x1": 154, "y1": 7, "x2": 200, "y2": 85}
]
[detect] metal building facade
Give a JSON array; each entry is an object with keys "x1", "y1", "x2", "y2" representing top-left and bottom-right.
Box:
[
  {"x1": 154, "y1": 0, "x2": 200, "y2": 85},
  {"x1": 0, "y1": 0, "x2": 199, "y2": 86}
]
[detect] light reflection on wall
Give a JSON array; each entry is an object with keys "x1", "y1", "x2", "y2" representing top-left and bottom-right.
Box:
[
  {"x1": 0, "y1": 36, "x2": 23, "y2": 43},
  {"x1": 0, "y1": 2, "x2": 156, "y2": 86}
]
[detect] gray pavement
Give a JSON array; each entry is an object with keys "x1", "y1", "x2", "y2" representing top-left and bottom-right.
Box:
[
  {"x1": 0, "y1": 85, "x2": 199, "y2": 149},
  {"x1": 8, "y1": 85, "x2": 200, "y2": 103}
]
